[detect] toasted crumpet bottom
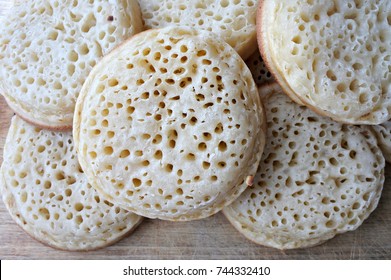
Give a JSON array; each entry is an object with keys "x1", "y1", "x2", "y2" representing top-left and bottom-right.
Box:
[{"x1": 74, "y1": 26, "x2": 266, "y2": 221}]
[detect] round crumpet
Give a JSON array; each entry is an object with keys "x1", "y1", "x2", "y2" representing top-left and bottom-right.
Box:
[
  {"x1": 0, "y1": 116, "x2": 143, "y2": 251},
  {"x1": 74, "y1": 26, "x2": 266, "y2": 221},
  {"x1": 138, "y1": 0, "x2": 258, "y2": 60},
  {"x1": 246, "y1": 50, "x2": 274, "y2": 86},
  {"x1": 258, "y1": 0, "x2": 391, "y2": 124},
  {"x1": 370, "y1": 122, "x2": 391, "y2": 163},
  {"x1": 0, "y1": 0, "x2": 143, "y2": 130},
  {"x1": 223, "y1": 84, "x2": 385, "y2": 249}
]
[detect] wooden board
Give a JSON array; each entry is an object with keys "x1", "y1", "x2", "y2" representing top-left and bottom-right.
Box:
[{"x1": 0, "y1": 1, "x2": 390, "y2": 260}]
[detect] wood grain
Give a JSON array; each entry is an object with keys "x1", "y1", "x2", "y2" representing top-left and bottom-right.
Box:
[{"x1": 0, "y1": 0, "x2": 390, "y2": 260}]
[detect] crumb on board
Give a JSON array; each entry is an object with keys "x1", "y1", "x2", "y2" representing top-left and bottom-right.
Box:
[{"x1": 246, "y1": 176, "x2": 254, "y2": 187}]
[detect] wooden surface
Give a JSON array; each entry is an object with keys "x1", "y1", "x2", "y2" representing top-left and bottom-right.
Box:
[{"x1": 0, "y1": 1, "x2": 390, "y2": 260}]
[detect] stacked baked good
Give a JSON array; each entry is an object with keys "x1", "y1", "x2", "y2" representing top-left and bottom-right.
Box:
[
  {"x1": 223, "y1": 84, "x2": 384, "y2": 249},
  {"x1": 73, "y1": 26, "x2": 266, "y2": 221},
  {"x1": 0, "y1": 0, "x2": 389, "y2": 251}
]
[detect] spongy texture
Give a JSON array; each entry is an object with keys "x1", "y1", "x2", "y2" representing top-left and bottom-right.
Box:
[
  {"x1": 370, "y1": 122, "x2": 391, "y2": 163},
  {"x1": 138, "y1": 0, "x2": 258, "y2": 59},
  {"x1": 256, "y1": 82, "x2": 282, "y2": 100},
  {"x1": 0, "y1": 116, "x2": 143, "y2": 251},
  {"x1": 0, "y1": 0, "x2": 143, "y2": 129},
  {"x1": 246, "y1": 51, "x2": 274, "y2": 86},
  {"x1": 74, "y1": 26, "x2": 266, "y2": 221},
  {"x1": 223, "y1": 86, "x2": 385, "y2": 249},
  {"x1": 259, "y1": 0, "x2": 391, "y2": 124},
  {"x1": 0, "y1": 0, "x2": 13, "y2": 16}
]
